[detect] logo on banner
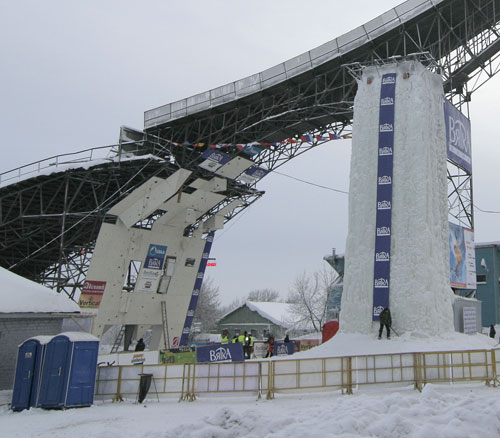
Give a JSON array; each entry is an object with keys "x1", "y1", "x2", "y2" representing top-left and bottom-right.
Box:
[
  {"x1": 192, "y1": 288, "x2": 200, "y2": 296},
  {"x1": 374, "y1": 278, "x2": 389, "y2": 288},
  {"x1": 373, "y1": 305, "x2": 385, "y2": 316},
  {"x1": 196, "y1": 272, "x2": 204, "y2": 279},
  {"x1": 276, "y1": 344, "x2": 290, "y2": 355},
  {"x1": 380, "y1": 123, "x2": 394, "y2": 132},
  {"x1": 187, "y1": 309, "x2": 194, "y2": 317},
  {"x1": 202, "y1": 252, "x2": 209, "y2": 258},
  {"x1": 377, "y1": 200, "x2": 391, "y2": 210},
  {"x1": 380, "y1": 97, "x2": 394, "y2": 106},
  {"x1": 378, "y1": 176, "x2": 392, "y2": 185},
  {"x1": 382, "y1": 76, "x2": 396, "y2": 85},
  {"x1": 207, "y1": 235, "x2": 214, "y2": 242},
  {"x1": 148, "y1": 245, "x2": 166, "y2": 257},
  {"x1": 209, "y1": 347, "x2": 232, "y2": 362},
  {"x1": 379, "y1": 147, "x2": 393, "y2": 156},
  {"x1": 208, "y1": 152, "x2": 224, "y2": 163},
  {"x1": 376, "y1": 252, "x2": 390, "y2": 262},
  {"x1": 448, "y1": 116, "x2": 470, "y2": 155},
  {"x1": 182, "y1": 326, "x2": 190, "y2": 334},
  {"x1": 377, "y1": 227, "x2": 391, "y2": 236}
]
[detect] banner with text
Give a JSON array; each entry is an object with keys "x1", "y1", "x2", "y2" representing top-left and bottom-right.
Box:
[
  {"x1": 78, "y1": 280, "x2": 106, "y2": 309},
  {"x1": 196, "y1": 343, "x2": 244, "y2": 363},
  {"x1": 135, "y1": 243, "x2": 168, "y2": 293},
  {"x1": 449, "y1": 222, "x2": 476, "y2": 289},
  {"x1": 373, "y1": 73, "x2": 396, "y2": 321},
  {"x1": 179, "y1": 232, "x2": 215, "y2": 346},
  {"x1": 444, "y1": 100, "x2": 472, "y2": 173}
]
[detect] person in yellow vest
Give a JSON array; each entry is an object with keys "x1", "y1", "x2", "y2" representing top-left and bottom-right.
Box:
[
  {"x1": 248, "y1": 333, "x2": 254, "y2": 359},
  {"x1": 221, "y1": 330, "x2": 229, "y2": 344},
  {"x1": 238, "y1": 332, "x2": 245, "y2": 343},
  {"x1": 232, "y1": 335, "x2": 238, "y2": 343}
]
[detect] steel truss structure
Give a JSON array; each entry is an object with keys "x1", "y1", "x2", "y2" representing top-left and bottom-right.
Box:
[{"x1": 2, "y1": 0, "x2": 500, "y2": 297}]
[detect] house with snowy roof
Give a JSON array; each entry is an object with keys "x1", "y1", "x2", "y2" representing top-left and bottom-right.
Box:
[
  {"x1": 217, "y1": 301, "x2": 315, "y2": 341},
  {"x1": 0, "y1": 267, "x2": 83, "y2": 390}
]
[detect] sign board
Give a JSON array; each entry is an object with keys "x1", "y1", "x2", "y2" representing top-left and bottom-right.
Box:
[
  {"x1": 444, "y1": 100, "x2": 472, "y2": 173},
  {"x1": 373, "y1": 73, "x2": 396, "y2": 320},
  {"x1": 274, "y1": 342, "x2": 294, "y2": 356},
  {"x1": 196, "y1": 343, "x2": 244, "y2": 363},
  {"x1": 239, "y1": 165, "x2": 268, "y2": 184},
  {"x1": 463, "y1": 307, "x2": 477, "y2": 334},
  {"x1": 78, "y1": 280, "x2": 106, "y2": 309},
  {"x1": 135, "y1": 244, "x2": 167, "y2": 293},
  {"x1": 199, "y1": 150, "x2": 231, "y2": 172},
  {"x1": 449, "y1": 222, "x2": 476, "y2": 289}
]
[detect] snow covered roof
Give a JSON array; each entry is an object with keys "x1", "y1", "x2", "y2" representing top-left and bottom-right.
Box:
[
  {"x1": 475, "y1": 241, "x2": 500, "y2": 248},
  {"x1": 245, "y1": 301, "x2": 312, "y2": 330},
  {"x1": 56, "y1": 332, "x2": 99, "y2": 342},
  {"x1": 0, "y1": 267, "x2": 80, "y2": 314}
]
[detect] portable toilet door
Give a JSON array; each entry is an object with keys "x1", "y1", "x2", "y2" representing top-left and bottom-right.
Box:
[
  {"x1": 37, "y1": 334, "x2": 72, "y2": 408},
  {"x1": 64, "y1": 333, "x2": 99, "y2": 407},
  {"x1": 11, "y1": 336, "x2": 52, "y2": 411}
]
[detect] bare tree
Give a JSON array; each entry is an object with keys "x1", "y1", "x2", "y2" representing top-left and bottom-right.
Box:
[
  {"x1": 287, "y1": 267, "x2": 337, "y2": 332},
  {"x1": 247, "y1": 288, "x2": 280, "y2": 302},
  {"x1": 193, "y1": 277, "x2": 223, "y2": 332}
]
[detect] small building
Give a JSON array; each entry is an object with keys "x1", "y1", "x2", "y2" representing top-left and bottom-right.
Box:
[
  {"x1": 217, "y1": 301, "x2": 314, "y2": 340},
  {"x1": 475, "y1": 241, "x2": 500, "y2": 326},
  {"x1": 0, "y1": 267, "x2": 82, "y2": 390}
]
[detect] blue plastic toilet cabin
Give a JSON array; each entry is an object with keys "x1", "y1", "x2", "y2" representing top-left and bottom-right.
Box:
[
  {"x1": 11, "y1": 335, "x2": 53, "y2": 411},
  {"x1": 37, "y1": 332, "x2": 99, "y2": 409}
]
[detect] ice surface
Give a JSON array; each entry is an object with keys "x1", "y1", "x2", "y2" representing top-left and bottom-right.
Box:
[{"x1": 340, "y1": 62, "x2": 455, "y2": 335}]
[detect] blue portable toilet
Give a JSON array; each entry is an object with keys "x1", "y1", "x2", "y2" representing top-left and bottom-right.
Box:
[
  {"x1": 11, "y1": 335, "x2": 53, "y2": 411},
  {"x1": 37, "y1": 332, "x2": 99, "y2": 409}
]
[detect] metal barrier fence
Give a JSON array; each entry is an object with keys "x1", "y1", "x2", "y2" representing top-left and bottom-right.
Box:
[{"x1": 95, "y1": 349, "x2": 500, "y2": 402}]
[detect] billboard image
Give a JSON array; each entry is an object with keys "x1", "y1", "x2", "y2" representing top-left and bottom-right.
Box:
[
  {"x1": 444, "y1": 100, "x2": 472, "y2": 173},
  {"x1": 78, "y1": 280, "x2": 106, "y2": 309},
  {"x1": 135, "y1": 243, "x2": 168, "y2": 293},
  {"x1": 449, "y1": 222, "x2": 476, "y2": 289}
]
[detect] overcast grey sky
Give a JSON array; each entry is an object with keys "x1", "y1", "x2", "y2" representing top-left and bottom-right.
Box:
[{"x1": 1, "y1": 1, "x2": 499, "y2": 305}]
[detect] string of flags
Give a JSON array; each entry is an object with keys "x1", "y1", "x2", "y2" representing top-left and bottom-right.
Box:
[
  {"x1": 195, "y1": 130, "x2": 352, "y2": 184},
  {"x1": 168, "y1": 131, "x2": 352, "y2": 157}
]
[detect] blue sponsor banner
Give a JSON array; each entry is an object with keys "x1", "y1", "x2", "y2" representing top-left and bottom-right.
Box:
[
  {"x1": 144, "y1": 244, "x2": 167, "y2": 270},
  {"x1": 179, "y1": 232, "x2": 215, "y2": 346},
  {"x1": 199, "y1": 150, "x2": 231, "y2": 172},
  {"x1": 444, "y1": 100, "x2": 472, "y2": 173},
  {"x1": 239, "y1": 165, "x2": 268, "y2": 184},
  {"x1": 196, "y1": 343, "x2": 244, "y2": 363},
  {"x1": 373, "y1": 73, "x2": 396, "y2": 321},
  {"x1": 274, "y1": 342, "x2": 294, "y2": 356}
]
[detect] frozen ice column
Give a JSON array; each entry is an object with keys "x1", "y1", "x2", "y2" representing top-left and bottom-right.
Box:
[{"x1": 340, "y1": 61, "x2": 455, "y2": 335}]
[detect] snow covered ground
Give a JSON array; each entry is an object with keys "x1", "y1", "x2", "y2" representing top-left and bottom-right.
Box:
[
  {"x1": 2, "y1": 383, "x2": 499, "y2": 437},
  {"x1": 2, "y1": 332, "x2": 499, "y2": 437}
]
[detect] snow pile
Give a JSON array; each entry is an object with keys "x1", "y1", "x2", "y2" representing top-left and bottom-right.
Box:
[
  {"x1": 291, "y1": 332, "x2": 497, "y2": 359},
  {"x1": 0, "y1": 267, "x2": 80, "y2": 313},
  {"x1": 341, "y1": 61, "x2": 454, "y2": 335}
]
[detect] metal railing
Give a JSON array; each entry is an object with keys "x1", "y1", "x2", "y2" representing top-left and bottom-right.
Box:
[{"x1": 94, "y1": 348, "x2": 500, "y2": 402}]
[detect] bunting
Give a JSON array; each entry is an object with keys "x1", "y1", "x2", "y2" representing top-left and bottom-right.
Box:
[{"x1": 166, "y1": 131, "x2": 352, "y2": 157}]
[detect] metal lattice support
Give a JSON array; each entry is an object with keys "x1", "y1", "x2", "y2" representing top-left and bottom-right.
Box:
[{"x1": 2, "y1": 0, "x2": 500, "y2": 298}]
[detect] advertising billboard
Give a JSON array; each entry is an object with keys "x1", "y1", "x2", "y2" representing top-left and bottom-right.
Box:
[
  {"x1": 444, "y1": 100, "x2": 472, "y2": 173},
  {"x1": 196, "y1": 343, "x2": 244, "y2": 363},
  {"x1": 449, "y1": 222, "x2": 476, "y2": 289},
  {"x1": 135, "y1": 244, "x2": 167, "y2": 293},
  {"x1": 373, "y1": 73, "x2": 396, "y2": 321},
  {"x1": 78, "y1": 280, "x2": 106, "y2": 309}
]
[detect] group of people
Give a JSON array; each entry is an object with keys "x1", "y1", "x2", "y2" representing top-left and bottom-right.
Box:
[{"x1": 221, "y1": 330, "x2": 255, "y2": 359}]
